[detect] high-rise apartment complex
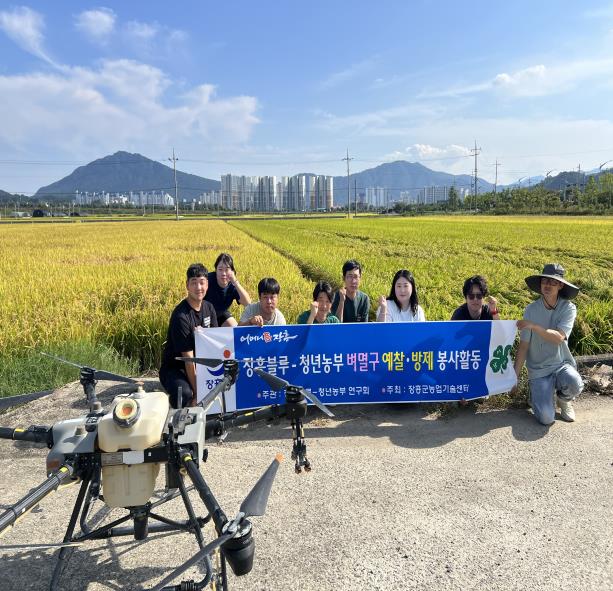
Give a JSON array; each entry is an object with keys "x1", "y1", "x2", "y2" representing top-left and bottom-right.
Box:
[{"x1": 220, "y1": 173, "x2": 333, "y2": 212}]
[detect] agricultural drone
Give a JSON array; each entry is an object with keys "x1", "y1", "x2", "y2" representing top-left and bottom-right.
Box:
[{"x1": 0, "y1": 352, "x2": 333, "y2": 590}]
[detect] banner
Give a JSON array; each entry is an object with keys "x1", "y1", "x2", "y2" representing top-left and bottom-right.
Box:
[{"x1": 195, "y1": 321, "x2": 518, "y2": 411}]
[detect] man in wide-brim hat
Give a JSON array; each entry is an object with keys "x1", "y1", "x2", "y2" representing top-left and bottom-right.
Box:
[{"x1": 513, "y1": 263, "x2": 583, "y2": 425}]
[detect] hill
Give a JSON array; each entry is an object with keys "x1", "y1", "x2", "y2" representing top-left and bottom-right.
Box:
[
  {"x1": 327, "y1": 160, "x2": 493, "y2": 204},
  {"x1": 34, "y1": 151, "x2": 220, "y2": 201}
]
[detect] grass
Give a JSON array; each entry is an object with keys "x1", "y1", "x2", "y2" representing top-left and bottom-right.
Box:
[{"x1": 0, "y1": 340, "x2": 137, "y2": 398}]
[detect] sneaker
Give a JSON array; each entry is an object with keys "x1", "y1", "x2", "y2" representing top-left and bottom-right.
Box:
[{"x1": 558, "y1": 398, "x2": 575, "y2": 422}]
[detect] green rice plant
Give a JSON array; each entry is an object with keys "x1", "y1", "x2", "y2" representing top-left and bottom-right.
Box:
[{"x1": 230, "y1": 215, "x2": 613, "y2": 354}]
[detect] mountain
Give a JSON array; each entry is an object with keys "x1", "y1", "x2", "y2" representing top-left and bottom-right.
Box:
[
  {"x1": 324, "y1": 161, "x2": 493, "y2": 204},
  {"x1": 540, "y1": 171, "x2": 587, "y2": 191},
  {"x1": 34, "y1": 151, "x2": 220, "y2": 201},
  {"x1": 0, "y1": 189, "x2": 28, "y2": 202}
]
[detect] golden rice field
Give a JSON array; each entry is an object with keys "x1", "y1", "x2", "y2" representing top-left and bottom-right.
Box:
[
  {"x1": 230, "y1": 216, "x2": 613, "y2": 355},
  {"x1": 0, "y1": 216, "x2": 611, "y2": 396}
]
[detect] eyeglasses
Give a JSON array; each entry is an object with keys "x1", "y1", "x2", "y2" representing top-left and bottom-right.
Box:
[{"x1": 467, "y1": 293, "x2": 483, "y2": 300}]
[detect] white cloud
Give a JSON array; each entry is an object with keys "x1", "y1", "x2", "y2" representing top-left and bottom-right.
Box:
[
  {"x1": 383, "y1": 144, "x2": 472, "y2": 163},
  {"x1": 0, "y1": 6, "x2": 54, "y2": 64},
  {"x1": 583, "y1": 4, "x2": 613, "y2": 19},
  {"x1": 422, "y1": 58, "x2": 613, "y2": 99},
  {"x1": 314, "y1": 100, "x2": 613, "y2": 182},
  {"x1": 125, "y1": 20, "x2": 158, "y2": 40},
  {"x1": 123, "y1": 20, "x2": 188, "y2": 57},
  {"x1": 74, "y1": 8, "x2": 116, "y2": 42},
  {"x1": 392, "y1": 117, "x2": 613, "y2": 183},
  {"x1": 320, "y1": 58, "x2": 376, "y2": 90},
  {"x1": 316, "y1": 103, "x2": 443, "y2": 136},
  {"x1": 0, "y1": 60, "x2": 259, "y2": 166}
]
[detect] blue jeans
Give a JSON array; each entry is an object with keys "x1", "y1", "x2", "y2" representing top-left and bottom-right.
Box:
[{"x1": 528, "y1": 364, "x2": 583, "y2": 425}]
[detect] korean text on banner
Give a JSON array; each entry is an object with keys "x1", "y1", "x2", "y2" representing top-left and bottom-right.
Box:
[{"x1": 195, "y1": 321, "x2": 517, "y2": 411}]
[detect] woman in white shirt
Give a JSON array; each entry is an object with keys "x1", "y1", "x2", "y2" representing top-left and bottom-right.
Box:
[{"x1": 376, "y1": 269, "x2": 426, "y2": 322}]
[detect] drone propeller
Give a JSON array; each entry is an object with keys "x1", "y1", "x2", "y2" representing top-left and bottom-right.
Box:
[
  {"x1": 40, "y1": 352, "x2": 137, "y2": 384},
  {"x1": 149, "y1": 454, "x2": 283, "y2": 591},
  {"x1": 254, "y1": 368, "x2": 334, "y2": 418},
  {"x1": 175, "y1": 356, "x2": 227, "y2": 368},
  {"x1": 240, "y1": 453, "x2": 283, "y2": 518},
  {"x1": 175, "y1": 356, "x2": 254, "y2": 368}
]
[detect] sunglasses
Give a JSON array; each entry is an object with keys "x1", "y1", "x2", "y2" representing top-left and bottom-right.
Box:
[{"x1": 467, "y1": 293, "x2": 483, "y2": 300}]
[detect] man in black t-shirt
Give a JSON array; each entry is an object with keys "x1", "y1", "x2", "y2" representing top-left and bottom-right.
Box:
[
  {"x1": 451, "y1": 275, "x2": 500, "y2": 321},
  {"x1": 159, "y1": 263, "x2": 218, "y2": 408}
]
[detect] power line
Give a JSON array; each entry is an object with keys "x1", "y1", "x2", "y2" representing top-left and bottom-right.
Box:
[
  {"x1": 493, "y1": 159, "x2": 501, "y2": 194},
  {"x1": 342, "y1": 148, "x2": 353, "y2": 218},
  {"x1": 471, "y1": 141, "x2": 481, "y2": 198},
  {"x1": 168, "y1": 148, "x2": 179, "y2": 221}
]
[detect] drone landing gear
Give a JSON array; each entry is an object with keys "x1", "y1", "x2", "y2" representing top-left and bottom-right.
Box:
[
  {"x1": 290, "y1": 418, "x2": 311, "y2": 473},
  {"x1": 47, "y1": 465, "x2": 214, "y2": 591}
]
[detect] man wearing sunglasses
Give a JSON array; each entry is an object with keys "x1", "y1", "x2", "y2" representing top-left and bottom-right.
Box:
[
  {"x1": 451, "y1": 275, "x2": 500, "y2": 321},
  {"x1": 513, "y1": 263, "x2": 583, "y2": 425}
]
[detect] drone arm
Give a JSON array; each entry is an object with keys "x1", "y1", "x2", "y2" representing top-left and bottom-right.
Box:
[
  {"x1": 0, "y1": 464, "x2": 74, "y2": 535},
  {"x1": 179, "y1": 450, "x2": 228, "y2": 534},
  {"x1": 0, "y1": 425, "x2": 53, "y2": 446},
  {"x1": 204, "y1": 404, "x2": 286, "y2": 439}
]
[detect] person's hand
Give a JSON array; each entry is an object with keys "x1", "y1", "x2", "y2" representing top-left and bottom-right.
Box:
[
  {"x1": 339, "y1": 287, "x2": 346, "y2": 301},
  {"x1": 227, "y1": 268, "x2": 237, "y2": 285},
  {"x1": 517, "y1": 319, "x2": 532, "y2": 331},
  {"x1": 310, "y1": 301, "x2": 319, "y2": 315},
  {"x1": 189, "y1": 395, "x2": 197, "y2": 407},
  {"x1": 250, "y1": 315, "x2": 264, "y2": 327},
  {"x1": 378, "y1": 295, "x2": 387, "y2": 309}
]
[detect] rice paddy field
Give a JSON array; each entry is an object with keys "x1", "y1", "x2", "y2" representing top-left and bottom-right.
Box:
[{"x1": 1, "y1": 216, "x2": 611, "y2": 397}]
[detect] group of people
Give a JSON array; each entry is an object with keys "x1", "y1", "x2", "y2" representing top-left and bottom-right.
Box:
[{"x1": 159, "y1": 254, "x2": 583, "y2": 428}]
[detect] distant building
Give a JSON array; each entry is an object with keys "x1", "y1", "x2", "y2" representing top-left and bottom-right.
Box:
[
  {"x1": 417, "y1": 186, "x2": 452, "y2": 204},
  {"x1": 74, "y1": 190, "x2": 173, "y2": 207},
  {"x1": 311, "y1": 176, "x2": 333, "y2": 210},
  {"x1": 220, "y1": 173, "x2": 333, "y2": 212},
  {"x1": 286, "y1": 175, "x2": 306, "y2": 211},
  {"x1": 365, "y1": 187, "x2": 386, "y2": 207}
]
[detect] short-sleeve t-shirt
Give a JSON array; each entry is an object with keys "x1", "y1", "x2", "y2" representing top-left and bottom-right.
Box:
[
  {"x1": 376, "y1": 300, "x2": 425, "y2": 322},
  {"x1": 161, "y1": 299, "x2": 218, "y2": 373},
  {"x1": 204, "y1": 272, "x2": 240, "y2": 314},
  {"x1": 451, "y1": 303, "x2": 495, "y2": 321},
  {"x1": 296, "y1": 311, "x2": 340, "y2": 324},
  {"x1": 520, "y1": 297, "x2": 577, "y2": 379},
  {"x1": 240, "y1": 302, "x2": 287, "y2": 325},
  {"x1": 331, "y1": 290, "x2": 370, "y2": 323}
]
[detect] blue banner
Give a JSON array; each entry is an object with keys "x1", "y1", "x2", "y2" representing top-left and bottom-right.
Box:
[{"x1": 195, "y1": 321, "x2": 517, "y2": 410}]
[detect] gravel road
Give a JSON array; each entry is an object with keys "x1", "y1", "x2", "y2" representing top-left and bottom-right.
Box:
[{"x1": 0, "y1": 381, "x2": 611, "y2": 591}]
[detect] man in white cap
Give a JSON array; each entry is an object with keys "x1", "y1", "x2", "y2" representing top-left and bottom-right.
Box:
[{"x1": 513, "y1": 263, "x2": 583, "y2": 425}]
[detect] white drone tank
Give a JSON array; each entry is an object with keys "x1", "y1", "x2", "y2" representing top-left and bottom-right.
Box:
[{"x1": 97, "y1": 387, "x2": 169, "y2": 508}]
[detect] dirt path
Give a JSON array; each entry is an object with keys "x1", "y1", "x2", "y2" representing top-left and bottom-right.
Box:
[{"x1": 0, "y1": 382, "x2": 611, "y2": 590}]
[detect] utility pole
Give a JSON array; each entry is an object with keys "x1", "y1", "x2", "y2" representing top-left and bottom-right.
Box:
[
  {"x1": 493, "y1": 159, "x2": 501, "y2": 194},
  {"x1": 471, "y1": 140, "x2": 481, "y2": 200},
  {"x1": 169, "y1": 148, "x2": 179, "y2": 221},
  {"x1": 354, "y1": 179, "x2": 358, "y2": 217},
  {"x1": 342, "y1": 148, "x2": 353, "y2": 217}
]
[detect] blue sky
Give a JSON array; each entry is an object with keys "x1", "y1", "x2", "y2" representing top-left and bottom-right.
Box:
[{"x1": 1, "y1": 1, "x2": 613, "y2": 193}]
